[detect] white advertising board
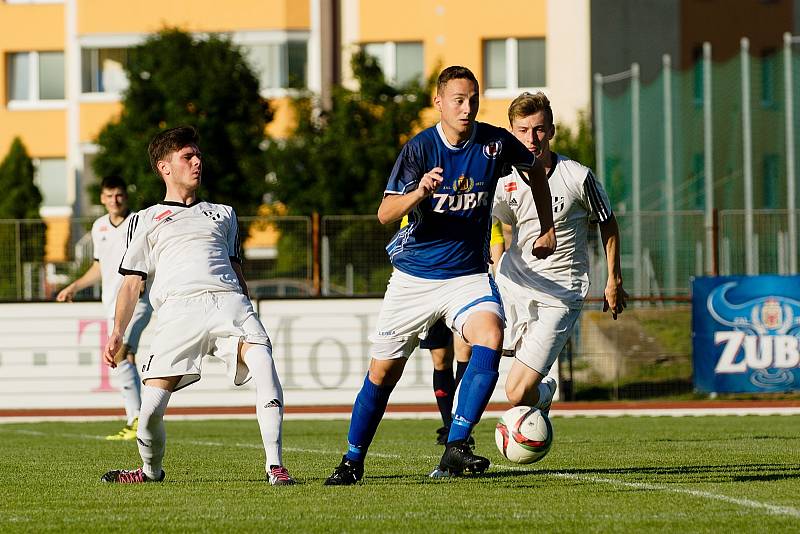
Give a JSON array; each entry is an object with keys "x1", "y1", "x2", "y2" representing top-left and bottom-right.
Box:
[{"x1": 0, "y1": 299, "x2": 514, "y2": 410}]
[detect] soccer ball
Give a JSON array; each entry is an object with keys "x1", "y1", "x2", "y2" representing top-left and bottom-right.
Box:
[{"x1": 495, "y1": 406, "x2": 553, "y2": 464}]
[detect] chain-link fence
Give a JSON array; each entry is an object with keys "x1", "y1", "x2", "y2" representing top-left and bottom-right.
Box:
[
  {"x1": 560, "y1": 298, "x2": 692, "y2": 401},
  {"x1": 320, "y1": 215, "x2": 396, "y2": 296},
  {"x1": 0, "y1": 219, "x2": 51, "y2": 301},
  {"x1": 2, "y1": 210, "x2": 797, "y2": 302},
  {"x1": 595, "y1": 34, "x2": 800, "y2": 280}
]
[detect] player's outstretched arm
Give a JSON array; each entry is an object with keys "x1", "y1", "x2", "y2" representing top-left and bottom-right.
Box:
[
  {"x1": 599, "y1": 216, "x2": 627, "y2": 319},
  {"x1": 103, "y1": 275, "x2": 142, "y2": 367},
  {"x1": 523, "y1": 160, "x2": 556, "y2": 258},
  {"x1": 56, "y1": 261, "x2": 102, "y2": 302},
  {"x1": 377, "y1": 167, "x2": 443, "y2": 224}
]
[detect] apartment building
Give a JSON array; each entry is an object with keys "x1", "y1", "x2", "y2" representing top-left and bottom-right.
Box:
[{"x1": 0, "y1": 0, "x2": 316, "y2": 260}]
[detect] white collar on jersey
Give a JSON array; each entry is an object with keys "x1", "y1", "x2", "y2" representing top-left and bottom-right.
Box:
[{"x1": 435, "y1": 122, "x2": 478, "y2": 150}]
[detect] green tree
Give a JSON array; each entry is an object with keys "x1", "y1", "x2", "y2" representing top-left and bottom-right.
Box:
[
  {"x1": 0, "y1": 137, "x2": 45, "y2": 300},
  {"x1": 265, "y1": 50, "x2": 434, "y2": 216},
  {"x1": 93, "y1": 28, "x2": 271, "y2": 215},
  {"x1": 0, "y1": 137, "x2": 43, "y2": 219},
  {"x1": 552, "y1": 110, "x2": 596, "y2": 172},
  {"x1": 265, "y1": 51, "x2": 434, "y2": 292}
]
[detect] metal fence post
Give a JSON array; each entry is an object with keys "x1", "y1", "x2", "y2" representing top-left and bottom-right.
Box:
[
  {"x1": 663, "y1": 54, "x2": 677, "y2": 293},
  {"x1": 593, "y1": 72, "x2": 605, "y2": 186},
  {"x1": 312, "y1": 212, "x2": 321, "y2": 296},
  {"x1": 703, "y1": 42, "x2": 715, "y2": 275},
  {"x1": 15, "y1": 220, "x2": 22, "y2": 300},
  {"x1": 741, "y1": 37, "x2": 755, "y2": 275},
  {"x1": 632, "y1": 62, "x2": 642, "y2": 295},
  {"x1": 784, "y1": 32, "x2": 797, "y2": 273}
]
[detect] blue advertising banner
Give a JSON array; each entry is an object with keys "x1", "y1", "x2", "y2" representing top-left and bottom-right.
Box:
[{"x1": 692, "y1": 275, "x2": 800, "y2": 393}]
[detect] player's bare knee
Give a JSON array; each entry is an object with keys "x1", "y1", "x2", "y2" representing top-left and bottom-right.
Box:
[
  {"x1": 368, "y1": 358, "x2": 406, "y2": 387},
  {"x1": 472, "y1": 327, "x2": 503, "y2": 350}
]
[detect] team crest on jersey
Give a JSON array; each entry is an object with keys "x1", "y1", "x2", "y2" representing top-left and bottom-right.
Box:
[
  {"x1": 203, "y1": 210, "x2": 222, "y2": 221},
  {"x1": 483, "y1": 139, "x2": 503, "y2": 159},
  {"x1": 553, "y1": 196, "x2": 566, "y2": 213},
  {"x1": 453, "y1": 175, "x2": 475, "y2": 193}
]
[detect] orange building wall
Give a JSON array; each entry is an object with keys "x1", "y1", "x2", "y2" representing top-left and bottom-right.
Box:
[
  {"x1": 77, "y1": 0, "x2": 309, "y2": 34},
  {"x1": 358, "y1": 0, "x2": 547, "y2": 129},
  {"x1": 0, "y1": 111, "x2": 66, "y2": 158}
]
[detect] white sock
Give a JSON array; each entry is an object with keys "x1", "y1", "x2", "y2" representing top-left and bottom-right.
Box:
[
  {"x1": 243, "y1": 343, "x2": 284, "y2": 470},
  {"x1": 137, "y1": 385, "x2": 171, "y2": 479},
  {"x1": 116, "y1": 360, "x2": 142, "y2": 426}
]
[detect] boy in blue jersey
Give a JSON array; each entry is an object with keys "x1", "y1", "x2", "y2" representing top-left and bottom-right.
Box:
[{"x1": 324, "y1": 66, "x2": 556, "y2": 484}]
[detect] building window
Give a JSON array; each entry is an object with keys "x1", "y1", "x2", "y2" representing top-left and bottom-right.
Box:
[
  {"x1": 692, "y1": 45, "x2": 703, "y2": 107},
  {"x1": 762, "y1": 154, "x2": 779, "y2": 208},
  {"x1": 760, "y1": 49, "x2": 777, "y2": 108},
  {"x1": 34, "y1": 158, "x2": 68, "y2": 208},
  {"x1": 244, "y1": 40, "x2": 308, "y2": 92},
  {"x1": 81, "y1": 48, "x2": 129, "y2": 94},
  {"x1": 363, "y1": 41, "x2": 424, "y2": 86},
  {"x1": 7, "y1": 51, "x2": 65, "y2": 105},
  {"x1": 483, "y1": 38, "x2": 545, "y2": 95}
]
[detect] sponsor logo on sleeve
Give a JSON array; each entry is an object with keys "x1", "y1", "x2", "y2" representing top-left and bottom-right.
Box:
[{"x1": 154, "y1": 210, "x2": 173, "y2": 222}]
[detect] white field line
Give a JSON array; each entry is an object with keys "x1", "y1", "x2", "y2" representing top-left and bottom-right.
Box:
[
  {"x1": 494, "y1": 464, "x2": 800, "y2": 519},
  {"x1": 4, "y1": 427, "x2": 799, "y2": 518},
  {"x1": 3, "y1": 406, "x2": 800, "y2": 424},
  {"x1": 0, "y1": 428, "x2": 408, "y2": 459}
]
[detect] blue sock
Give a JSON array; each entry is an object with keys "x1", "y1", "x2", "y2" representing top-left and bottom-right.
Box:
[
  {"x1": 345, "y1": 374, "x2": 394, "y2": 462},
  {"x1": 448, "y1": 345, "x2": 500, "y2": 443}
]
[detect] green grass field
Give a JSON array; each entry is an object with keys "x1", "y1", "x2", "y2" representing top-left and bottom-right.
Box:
[{"x1": 2, "y1": 415, "x2": 799, "y2": 532}]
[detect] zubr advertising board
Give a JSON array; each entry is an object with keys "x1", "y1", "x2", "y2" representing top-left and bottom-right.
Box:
[{"x1": 692, "y1": 275, "x2": 800, "y2": 393}]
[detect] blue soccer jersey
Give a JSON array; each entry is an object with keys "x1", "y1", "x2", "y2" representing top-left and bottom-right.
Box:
[{"x1": 385, "y1": 121, "x2": 534, "y2": 279}]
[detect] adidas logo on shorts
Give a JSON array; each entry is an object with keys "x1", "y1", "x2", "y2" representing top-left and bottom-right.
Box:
[{"x1": 264, "y1": 399, "x2": 282, "y2": 409}]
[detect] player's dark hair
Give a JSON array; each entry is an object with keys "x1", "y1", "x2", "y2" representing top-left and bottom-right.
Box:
[
  {"x1": 148, "y1": 126, "x2": 199, "y2": 176},
  {"x1": 508, "y1": 91, "x2": 554, "y2": 127},
  {"x1": 100, "y1": 175, "x2": 127, "y2": 192},
  {"x1": 437, "y1": 66, "x2": 479, "y2": 95}
]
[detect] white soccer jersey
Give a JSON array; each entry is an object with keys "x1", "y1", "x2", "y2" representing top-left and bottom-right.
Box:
[
  {"x1": 119, "y1": 200, "x2": 243, "y2": 310},
  {"x1": 91, "y1": 212, "x2": 134, "y2": 314},
  {"x1": 492, "y1": 153, "x2": 612, "y2": 308}
]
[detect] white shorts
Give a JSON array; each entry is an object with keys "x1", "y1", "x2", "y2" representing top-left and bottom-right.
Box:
[
  {"x1": 498, "y1": 274, "x2": 581, "y2": 375},
  {"x1": 370, "y1": 269, "x2": 504, "y2": 360},
  {"x1": 140, "y1": 291, "x2": 270, "y2": 391}
]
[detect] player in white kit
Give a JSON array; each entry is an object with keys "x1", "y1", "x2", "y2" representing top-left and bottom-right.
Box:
[
  {"x1": 56, "y1": 176, "x2": 152, "y2": 440},
  {"x1": 100, "y1": 126, "x2": 294, "y2": 485},
  {"x1": 493, "y1": 92, "x2": 627, "y2": 409}
]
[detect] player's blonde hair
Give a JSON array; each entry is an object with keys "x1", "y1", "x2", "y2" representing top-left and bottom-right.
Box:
[{"x1": 508, "y1": 91, "x2": 554, "y2": 127}]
